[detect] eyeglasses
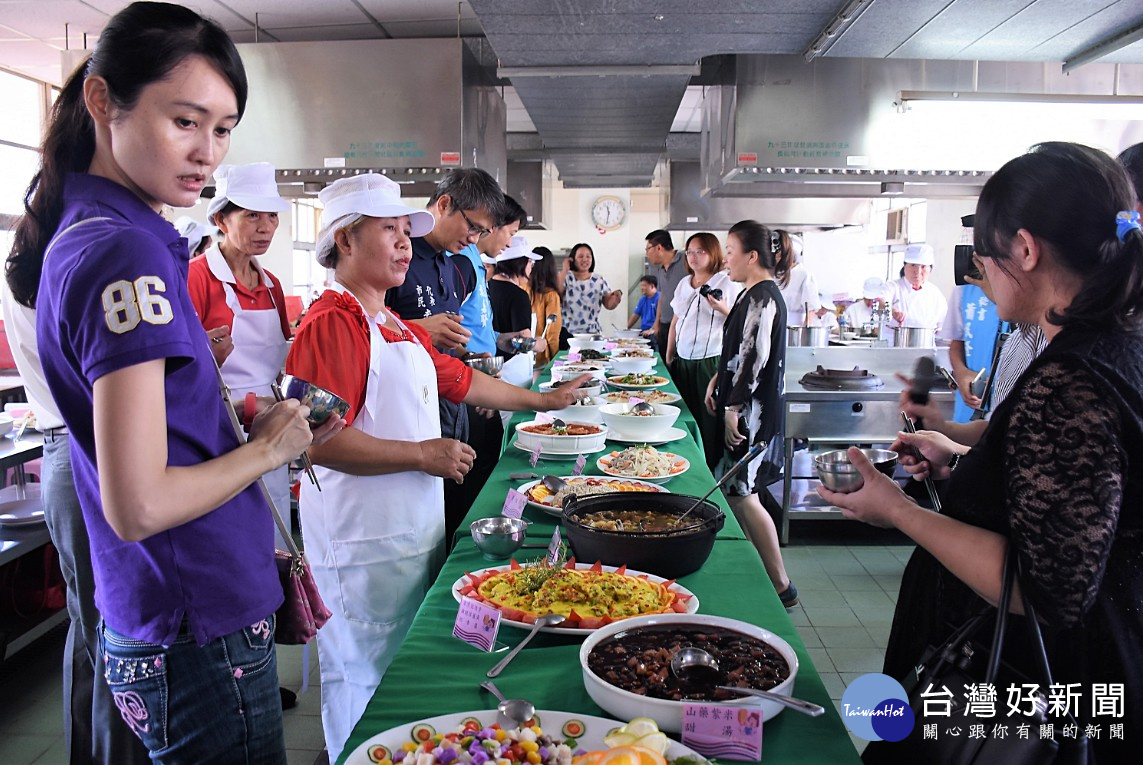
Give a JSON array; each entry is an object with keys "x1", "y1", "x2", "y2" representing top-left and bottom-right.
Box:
[
  {"x1": 458, "y1": 208, "x2": 491, "y2": 240},
  {"x1": 685, "y1": 249, "x2": 708, "y2": 257}
]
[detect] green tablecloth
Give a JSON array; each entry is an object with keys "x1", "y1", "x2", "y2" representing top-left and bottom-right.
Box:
[{"x1": 336, "y1": 353, "x2": 860, "y2": 765}]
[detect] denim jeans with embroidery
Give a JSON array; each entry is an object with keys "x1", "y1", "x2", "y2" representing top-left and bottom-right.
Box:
[{"x1": 99, "y1": 615, "x2": 285, "y2": 764}]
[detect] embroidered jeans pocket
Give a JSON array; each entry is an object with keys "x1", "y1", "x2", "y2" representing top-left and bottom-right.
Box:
[
  {"x1": 227, "y1": 615, "x2": 276, "y2": 679},
  {"x1": 100, "y1": 628, "x2": 169, "y2": 753}
]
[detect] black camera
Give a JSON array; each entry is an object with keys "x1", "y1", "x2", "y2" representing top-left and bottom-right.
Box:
[{"x1": 699, "y1": 284, "x2": 723, "y2": 300}]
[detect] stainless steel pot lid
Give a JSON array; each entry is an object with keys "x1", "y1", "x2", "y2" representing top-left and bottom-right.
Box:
[{"x1": 798, "y1": 365, "x2": 884, "y2": 391}]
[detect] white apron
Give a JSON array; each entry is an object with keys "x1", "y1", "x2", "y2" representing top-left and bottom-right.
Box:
[
  {"x1": 300, "y1": 285, "x2": 446, "y2": 762},
  {"x1": 205, "y1": 246, "x2": 292, "y2": 527}
]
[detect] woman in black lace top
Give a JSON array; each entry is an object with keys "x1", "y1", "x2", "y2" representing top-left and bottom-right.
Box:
[{"x1": 822, "y1": 143, "x2": 1143, "y2": 764}]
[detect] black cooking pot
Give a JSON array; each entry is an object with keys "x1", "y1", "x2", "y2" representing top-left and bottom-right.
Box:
[{"x1": 561, "y1": 493, "x2": 725, "y2": 579}]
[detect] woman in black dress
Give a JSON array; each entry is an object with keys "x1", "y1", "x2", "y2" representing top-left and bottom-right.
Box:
[
  {"x1": 822, "y1": 143, "x2": 1143, "y2": 764},
  {"x1": 704, "y1": 219, "x2": 798, "y2": 607},
  {"x1": 487, "y1": 235, "x2": 545, "y2": 359}
]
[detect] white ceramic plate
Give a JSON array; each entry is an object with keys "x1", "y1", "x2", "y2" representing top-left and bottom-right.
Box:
[
  {"x1": 515, "y1": 475, "x2": 667, "y2": 516},
  {"x1": 511, "y1": 441, "x2": 608, "y2": 461},
  {"x1": 344, "y1": 709, "x2": 709, "y2": 765},
  {"x1": 601, "y1": 391, "x2": 681, "y2": 405},
  {"x1": 606, "y1": 427, "x2": 688, "y2": 446},
  {"x1": 451, "y1": 562, "x2": 700, "y2": 636},
  {"x1": 596, "y1": 450, "x2": 690, "y2": 484},
  {"x1": 606, "y1": 375, "x2": 670, "y2": 391},
  {"x1": 0, "y1": 485, "x2": 44, "y2": 527}
]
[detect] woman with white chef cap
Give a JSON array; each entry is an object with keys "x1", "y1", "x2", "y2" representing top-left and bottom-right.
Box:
[
  {"x1": 285, "y1": 174, "x2": 588, "y2": 761},
  {"x1": 488, "y1": 234, "x2": 546, "y2": 359},
  {"x1": 187, "y1": 162, "x2": 294, "y2": 530},
  {"x1": 174, "y1": 215, "x2": 212, "y2": 256},
  {"x1": 889, "y1": 243, "x2": 948, "y2": 332},
  {"x1": 845, "y1": 276, "x2": 888, "y2": 330}
]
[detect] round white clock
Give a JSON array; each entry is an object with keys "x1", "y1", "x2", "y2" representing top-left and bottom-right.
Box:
[{"x1": 591, "y1": 195, "x2": 626, "y2": 230}]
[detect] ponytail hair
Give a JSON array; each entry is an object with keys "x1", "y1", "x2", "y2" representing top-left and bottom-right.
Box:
[
  {"x1": 728, "y1": 220, "x2": 786, "y2": 282},
  {"x1": 974, "y1": 141, "x2": 1143, "y2": 331},
  {"x1": 6, "y1": 1, "x2": 246, "y2": 308},
  {"x1": 771, "y1": 229, "x2": 795, "y2": 287}
]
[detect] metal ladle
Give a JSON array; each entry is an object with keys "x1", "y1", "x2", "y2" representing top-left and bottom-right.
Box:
[
  {"x1": 486, "y1": 613, "x2": 566, "y2": 677},
  {"x1": 479, "y1": 680, "x2": 537, "y2": 729},
  {"x1": 672, "y1": 442, "x2": 764, "y2": 527},
  {"x1": 630, "y1": 401, "x2": 656, "y2": 415},
  {"x1": 669, "y1": 648, "x2": 825, "y2": 718},
  {"x1": 541, "y1": 475, "x2": 569, "y2": 493}
]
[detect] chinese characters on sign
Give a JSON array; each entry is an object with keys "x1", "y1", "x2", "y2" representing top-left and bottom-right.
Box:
[
  {"x1": 765, "y1": 140, "x2": 850, "y2": 160},
  {"x1": 681, "y1": 703, "x2": 763, "y2": 761},
  {"x1": 916, "y1": 682, "x2": 1125, "y2": 743},
  {"x1": 344, "y1": 140, "x2": 424, "y2": 160}
]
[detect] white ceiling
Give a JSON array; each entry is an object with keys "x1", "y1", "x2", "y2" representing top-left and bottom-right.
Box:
[{"x1": 2, "y1": 0, "x2": 1141, "y2": 185}]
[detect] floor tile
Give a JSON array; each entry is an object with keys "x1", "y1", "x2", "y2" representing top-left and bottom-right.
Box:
[
  {"x1": 288, "y1": 750, "x2": 325, "y2": 765},
  {"x1": 817, "y1": 671, "x2": 846, "y2": 700},
  {"x1": 815, "y1": 626, "x2": 876, "y2": 648},
  {"x1": 805, "y1": 647, "x2": 835, "y2": 674},
  {"x1": 795, "y1": 588, "x2": 850, "y2": 608},
  {"x1": 786, "y1": 605, "x2": 811, "y2": 626},
  {"x1": 793, "y1": 626, "x2": 823, "y2": 648},
  {"x1": 828, "y1": 574, "x2": 885, "y2": 592},
  {"x1": 842, "y1": 589, "x2": 896, "y2": 610},
  {"x1": 0, "y1": 735, "x2": 56, "y2": 763},
  {"x1": 825, "y1": 647, "x2": 886, "y2": 673},
  {"x1": 30, "y1": 738, "x2": 67, "y2": 764},
  {"x1": 804, "y1": 606, "x2": 862, "y2": 628}
]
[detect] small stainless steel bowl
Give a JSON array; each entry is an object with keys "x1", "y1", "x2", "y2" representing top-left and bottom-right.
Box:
[
  {"x1": 465, "y1": 356, "x2": 506, "y2": 375},
  {"x1": 814, "y1": 449, "x2": 898, "y2": 493},
  {"x1": 470, "y1": 517, "x2": 530, "y2": 559},
  {"x1": 279, "y1": 374, "x2": 351, "y2": 427}
]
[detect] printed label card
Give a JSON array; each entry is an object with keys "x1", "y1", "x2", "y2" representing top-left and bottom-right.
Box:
[
  {"x1": 681, "y1": 703, "x2": 764, "y2": 761},
  {"x1": 453, "y1": 597, "x2": 501, "y2": 652}
]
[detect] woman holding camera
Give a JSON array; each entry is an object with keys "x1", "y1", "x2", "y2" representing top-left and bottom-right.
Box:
[{"x1": 666, "y1": 233, "x2": 740, "y2": 471}]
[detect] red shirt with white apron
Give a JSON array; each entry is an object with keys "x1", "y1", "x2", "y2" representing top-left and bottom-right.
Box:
[
  {"x1": 299, "y1": 284, "x2": 446, "y2": 762},
  {"x1": 199, "y1": 245, "x2": 292, "y2": 520}
]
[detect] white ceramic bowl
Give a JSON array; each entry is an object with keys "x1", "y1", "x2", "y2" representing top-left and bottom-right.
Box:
[
  {"x1": 600, "y1": 402, "x2": 680, "y2": 440},
  {"x1": 539, "y1": 380, "x2": 603, "y2": 399},
  {"x1": 579, "y1": 613, "x2": 799, "y2": 733},
  {"x1": 0, "y1": 413, "x2": 12, "y2": 437},
  {"x1": 514, "y1": 420, "x2": 609, "y2": 453},
  {"x1": 544, "y1": 397, "x2": 606, "y2": 424},
  {"x1": 609, "y1": 356, "x2": 656, "y2": 375},
  {"x1": 568, "y1": 335, "x2": 608, "y2": 352},
  {"x1": 550, "y1": 365, "x2": 610, "y2": 383}
]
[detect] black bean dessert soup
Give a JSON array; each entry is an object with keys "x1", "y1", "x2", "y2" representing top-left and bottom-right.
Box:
[{"x1": 587, "y1": 624, "x2": 790, "y2": 701}]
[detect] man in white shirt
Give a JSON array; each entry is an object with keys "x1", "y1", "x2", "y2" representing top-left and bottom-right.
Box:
[{"x1": 890, "y1": 243, "x2": 947, "y2": 331}]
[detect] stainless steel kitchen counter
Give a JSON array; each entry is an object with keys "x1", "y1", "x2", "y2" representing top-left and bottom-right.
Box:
[{"x1": 776, "y1": 346, "x2": 956, "y2": 542}]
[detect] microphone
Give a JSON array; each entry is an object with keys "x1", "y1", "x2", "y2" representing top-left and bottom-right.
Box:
[{"x1": 909, "y1": 355, "x2": 937, "y2": 429}]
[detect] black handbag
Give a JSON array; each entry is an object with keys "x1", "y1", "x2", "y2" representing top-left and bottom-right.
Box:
[{"x1": 890, "y1": 549, "x2": 1089, "y2": 765}]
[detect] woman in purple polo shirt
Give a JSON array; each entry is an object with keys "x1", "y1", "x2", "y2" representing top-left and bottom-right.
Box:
[{"x1": 6, "y1": 3, "x2": 340, "y2": 763}]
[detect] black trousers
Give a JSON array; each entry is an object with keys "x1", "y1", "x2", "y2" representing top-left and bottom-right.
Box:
[{"x1": 443, "y1": 404, "x2": 504, "y2": 547}]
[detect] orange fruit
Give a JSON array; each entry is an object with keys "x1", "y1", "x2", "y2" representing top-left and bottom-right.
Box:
[{"x1": 597, "y1": 746, "x2": 667, "y2": 765}]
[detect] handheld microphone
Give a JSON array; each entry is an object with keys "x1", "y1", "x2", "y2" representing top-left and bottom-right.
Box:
[{"x1": 909, "y1": 356, "x2": 937, "y2": 429}]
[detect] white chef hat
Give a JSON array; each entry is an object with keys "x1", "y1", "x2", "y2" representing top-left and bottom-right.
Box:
[
  {"x1": 790, "y1": 235, "x2": 804, "y2": 260},
  {"x1": 315, "y1": 173, "x2": 435, "y2": 267},
  {"x1": 862, "y1": 277, "x2": 887, "y2": 299},
  {"x1": 494, "y1": 235, "x2": 541, "y2": 263},
  {"x1": 903, "y1": 243, "x2": 935, "y2": 266},
  {"x1": 207, "y1": 162, "x2": 290, "y2": 221},
  {"x1": 173, "y1": 216, "x2": 210, "y2": 254}
]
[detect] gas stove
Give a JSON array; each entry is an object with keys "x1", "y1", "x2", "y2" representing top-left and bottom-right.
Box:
[{"x1": 798, "y1": 365, "x2": 884, "y2": 392}]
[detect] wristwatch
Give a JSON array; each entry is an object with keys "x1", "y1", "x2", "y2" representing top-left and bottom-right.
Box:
[{"x1": 946, "y1": 452, "x2": 962, "y2": 471}]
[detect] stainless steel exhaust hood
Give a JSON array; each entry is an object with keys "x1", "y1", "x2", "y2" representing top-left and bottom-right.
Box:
[
  {"x1": 703, "y1": 55, "x2": 1143, "y2": 199},
  {"x1": 224, "y1": 39, "x2": 506, "y2": 197}
]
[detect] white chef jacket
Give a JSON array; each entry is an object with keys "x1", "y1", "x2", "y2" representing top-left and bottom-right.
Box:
[
  {"x1": 890, "y1": 277, "x2": 948, "y2": 331},
  {"x1": 779, "y1": 266, "x2": 823, "y2": 328}
]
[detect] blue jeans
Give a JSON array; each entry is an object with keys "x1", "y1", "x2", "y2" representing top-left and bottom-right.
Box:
[{"x1": 99, "y1": 616, "x2": 286, "y2": 765}]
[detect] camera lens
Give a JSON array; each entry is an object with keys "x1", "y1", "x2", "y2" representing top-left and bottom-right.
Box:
[
  {"x1": 709, "y1": 288, "x2": 723, "y2": 300},
  {"x1": 699, "y1": 284, "x2": 710, "y2": 296}
]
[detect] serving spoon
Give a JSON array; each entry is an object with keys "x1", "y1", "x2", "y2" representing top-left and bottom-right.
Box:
[
  {"x1": 669, "y1": 648, "x2": 825, "y2": 717},
  {"x1": 672, "y1": 442, "x2": 764, "y2": 527},
  {"x1": 479, "y1": 680, "x2": 537, "y2": 729},
  {"x1": 630, "y1": 401, "x2": 656, "y2": 415},
  {"x1": 541, "y1": 475, "x2": 570, "y2": 494},
  {"x1": 486, "y1": 613, "x2": 566, "y2": 678}
]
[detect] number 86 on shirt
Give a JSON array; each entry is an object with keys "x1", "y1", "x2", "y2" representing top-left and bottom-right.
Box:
[{"x1": 101, "y1": 276, "x2": 174, "y2": 333}]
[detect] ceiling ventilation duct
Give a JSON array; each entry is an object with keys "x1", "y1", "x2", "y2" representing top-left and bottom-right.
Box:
[{"x1": 224, "y1": 39, "x2": 505, "y2": 198}]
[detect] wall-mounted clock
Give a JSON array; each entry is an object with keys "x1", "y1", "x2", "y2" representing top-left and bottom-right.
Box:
[{"x1": 591, "y1": 195, "x2": 626, "y2": 231}]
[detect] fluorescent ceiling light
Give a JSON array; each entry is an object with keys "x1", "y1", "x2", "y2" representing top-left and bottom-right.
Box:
[
  {"x1": 897, "y1": 90, "x2": 1143, "y2": 107},
  {"x1": 1064, "y1": 20, "x2": 1143, "y2": 74}
]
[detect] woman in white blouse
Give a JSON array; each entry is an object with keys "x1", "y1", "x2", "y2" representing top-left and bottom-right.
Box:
[{"x1": 665, "y1": 232, "x2": 742, "y2": 471}]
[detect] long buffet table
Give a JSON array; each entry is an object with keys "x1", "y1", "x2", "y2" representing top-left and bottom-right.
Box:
[{"x1": 338, "y1": 352, "x2": 860, "y2": 765}]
